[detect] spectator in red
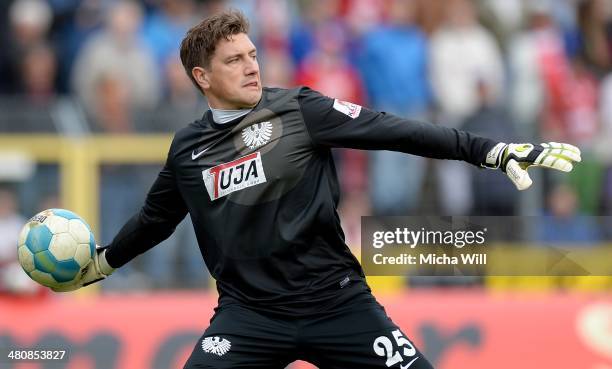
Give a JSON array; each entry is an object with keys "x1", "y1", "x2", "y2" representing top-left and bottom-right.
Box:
[
  {"x1": 295, "y1": 22, "x2": 368, "y2": 247},
  {"x1": 295, "y1": 23, "x2": 364, "y2": 104},
  {"x1": 511, "y1": 5, "x2": 599, "y2": 147}
]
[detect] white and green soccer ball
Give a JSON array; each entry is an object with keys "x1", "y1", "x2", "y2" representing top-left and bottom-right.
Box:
[{"x1": 17, "y1": 209, "x2": 96, "y2": 289}]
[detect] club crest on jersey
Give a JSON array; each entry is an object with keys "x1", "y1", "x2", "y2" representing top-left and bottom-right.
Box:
[
  {"x1": 333, "y1": 99, "x2": 361, "y2": 119},
  {"x1": 201, "y1": 336, "x2": 231, "y2": 356},
  {"x1": 242, "y1": 121, "x2": 272, "y2": 149},
  {"x1": 202, "y1": 152, "x2": 267, "y2": 201}
]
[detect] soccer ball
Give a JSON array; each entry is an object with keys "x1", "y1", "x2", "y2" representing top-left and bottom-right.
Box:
[{"x1": 17, "y1": 209, "x2": 96, "y2": 289}]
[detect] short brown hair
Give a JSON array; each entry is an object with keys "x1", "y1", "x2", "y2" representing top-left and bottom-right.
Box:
[{"x1": 180, "y1": 9, "x2": 250, "y2": 92}]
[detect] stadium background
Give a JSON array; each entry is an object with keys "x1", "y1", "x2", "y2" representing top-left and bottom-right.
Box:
[{"x1": 0, "y1": 0, "x2": 611, "y2": 368}]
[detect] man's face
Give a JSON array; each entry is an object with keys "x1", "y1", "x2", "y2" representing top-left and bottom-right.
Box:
[{"x1": 199, "y1": 33, "x2": 261, "y2": 109}]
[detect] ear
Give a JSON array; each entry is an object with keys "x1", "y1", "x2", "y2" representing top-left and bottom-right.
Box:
[{"x1": 192, "y1": 66, "x2": 210, "y2": 90}]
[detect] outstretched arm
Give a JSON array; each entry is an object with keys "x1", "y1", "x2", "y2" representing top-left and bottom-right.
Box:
[
  {"x1": 298, "y1": 87, "x2": 581, "y2": 190},
  {"x1": 299, "y1": 87, "x2": 497, "y2": 167}
]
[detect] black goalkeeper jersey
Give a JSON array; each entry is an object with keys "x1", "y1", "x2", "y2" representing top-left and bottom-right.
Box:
[{"x1": 105, "y1": 86, "x2": 497, "y2": 314}]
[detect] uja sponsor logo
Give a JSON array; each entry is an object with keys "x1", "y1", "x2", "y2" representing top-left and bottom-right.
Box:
[{"x1": 202, "y1": 152, "x2": 267, "y2": 201}]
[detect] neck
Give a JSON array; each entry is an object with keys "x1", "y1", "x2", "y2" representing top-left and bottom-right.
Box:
[{"x1": 210, "y1": 106, "x2": 252, "y2": 124}]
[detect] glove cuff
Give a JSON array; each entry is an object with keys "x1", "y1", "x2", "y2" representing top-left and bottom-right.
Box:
[
  {"x1": 97, "y1": 249, "x2": 115, "y2": 277},
  {"x1": 482, "y1": 142, "x2": 507, "y2": 169}
]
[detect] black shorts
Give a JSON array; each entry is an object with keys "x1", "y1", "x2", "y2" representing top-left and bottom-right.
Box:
[{"x1": 183, "y1": 301, "x2": 434, "y2": 369}]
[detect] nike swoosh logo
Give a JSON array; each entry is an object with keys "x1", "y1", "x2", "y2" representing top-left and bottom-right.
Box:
[
  {"x1": 400, "y1": 357, "x2": 419, "y2": 369},
  {"x1": 192, "y1": 146, "x2": 212, "y2": 160},
  {"x1": 192, "y1": 129, "x2": 237, "y2": 160}
]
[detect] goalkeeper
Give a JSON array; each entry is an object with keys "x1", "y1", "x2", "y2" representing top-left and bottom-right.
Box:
[{"x1": 58, "y1": 10, "x2": 581, "y2": 369}]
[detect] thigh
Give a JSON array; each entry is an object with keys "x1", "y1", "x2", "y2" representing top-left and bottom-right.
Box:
[
  {"x1": 183, "y1": 305, "x2": 296, "y2": 369},
  {"x1": 302, "y1": 305, "x2": 434, "y2": 369}
]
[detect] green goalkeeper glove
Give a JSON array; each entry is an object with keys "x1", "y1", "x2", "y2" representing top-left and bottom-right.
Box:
[
  {"x1": 51, "y1": 246, "x2": 114, "y2": 292},
  {"x1": 484, "y1": 142, "x2": 582, "y2": 190}
]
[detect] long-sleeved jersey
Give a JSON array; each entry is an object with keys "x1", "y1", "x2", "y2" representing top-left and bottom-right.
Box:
[{"x1": 105, "y1": 87, "x2": 497, "y2": 314}]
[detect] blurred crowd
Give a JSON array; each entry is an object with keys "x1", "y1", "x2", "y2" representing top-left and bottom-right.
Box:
[{"x1": 1, "y1": 0, "x2": 612, "y2": 292}]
